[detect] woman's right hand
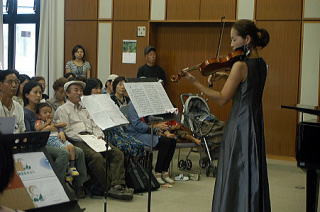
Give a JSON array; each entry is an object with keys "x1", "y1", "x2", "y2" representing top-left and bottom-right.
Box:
[{"x1": 153, "y1": 122, "x2": 168, "y2": 130}]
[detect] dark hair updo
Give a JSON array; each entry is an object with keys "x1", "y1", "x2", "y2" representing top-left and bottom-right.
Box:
[{"x1": 232, "y1": 19, "x2": 270, "y2": 48}]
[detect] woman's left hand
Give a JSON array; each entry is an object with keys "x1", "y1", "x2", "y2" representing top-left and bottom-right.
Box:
[{"x1": 181, "y1": 70, "x2": 197, "y2": 83}]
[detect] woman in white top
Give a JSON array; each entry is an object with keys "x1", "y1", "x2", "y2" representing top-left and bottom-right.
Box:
[{"x1": 65, "y1": 45, "x2": 91, "y2": 78}]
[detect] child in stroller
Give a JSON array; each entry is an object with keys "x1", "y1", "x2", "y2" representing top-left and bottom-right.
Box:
[{"x1": 180, "y1": 93, "x2": 224, "y2": 176}]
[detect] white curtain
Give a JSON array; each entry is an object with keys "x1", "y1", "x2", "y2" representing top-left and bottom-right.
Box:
[
  {"x1": 36, "y1": 0, "x2": 64, "y2": 97},
  {"x1": 0, "y1": 0, "x2": 4, "y2": 70}
]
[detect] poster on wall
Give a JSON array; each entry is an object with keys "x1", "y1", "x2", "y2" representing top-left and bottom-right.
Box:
[{"x1": 122, "y1": 40, "x2": 137, "y2": 64}]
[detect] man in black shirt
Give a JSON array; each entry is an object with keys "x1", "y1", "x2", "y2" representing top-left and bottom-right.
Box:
[{"x1": 137, "y1": 46, "x2": 166, "y2": 86}]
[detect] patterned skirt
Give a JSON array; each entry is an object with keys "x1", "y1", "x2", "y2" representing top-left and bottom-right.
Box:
[{"x1": 105, "y1": 126, "x2": 145, "y2": 157}]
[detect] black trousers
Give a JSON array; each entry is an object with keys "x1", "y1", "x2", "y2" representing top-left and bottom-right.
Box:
[{"x1": 154, "y1": 136, "x2": 176, "y2": 173}]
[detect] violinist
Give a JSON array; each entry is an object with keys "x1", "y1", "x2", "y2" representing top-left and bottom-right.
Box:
[{"x1": 182, "y1": 19, "x2": 271, "y2": 212}]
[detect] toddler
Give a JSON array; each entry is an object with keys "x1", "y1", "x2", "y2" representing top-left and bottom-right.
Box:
[{"x1": 35, "y1": 102, "x2": 79, "y2": 181}]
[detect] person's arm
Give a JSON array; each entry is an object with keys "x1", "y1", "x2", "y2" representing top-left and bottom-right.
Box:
[
  {"x1": 137, "y1": 66, "x2": 143, "y2": 78},
  {"x1": 183, "y1": 61, "x2": 247, "y2": 106},
  {"x1": 54, "y1": 107, "x2": 79, "y2": 140},
  {"x1": 65, "y1": 61, "x2": 72, "y2": 74},
  {"x1": 159, "y1": 67, "x2": 167, "y2": 84},
  {"x1": 53, "y1": 122, "x2": 67, "y2": 128},
  {"x1": 86, "y1": 62, "x2": 91, "y2": 78},
  {"x1": 35, "y1": 120, "x2": 51, "y2": 131}
]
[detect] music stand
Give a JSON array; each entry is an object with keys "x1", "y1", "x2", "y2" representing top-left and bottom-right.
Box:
[
  {"x1": 0, "y1": 131, "x2": 83, "y2": 212},
  {"x1": 124, "y1": 79, "x2": 176, "y2": 212}
]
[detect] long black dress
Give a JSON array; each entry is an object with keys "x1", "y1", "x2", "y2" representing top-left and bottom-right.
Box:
[{"x1": 212, "y1": 58, "x2": 271, "y2": 212}]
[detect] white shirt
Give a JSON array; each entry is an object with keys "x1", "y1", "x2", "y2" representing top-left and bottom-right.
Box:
[
  {"x1": 0, "y1": 100, "x2": 26, "y2": 133},
  {"x1": 54, "y1": 100, "x2": 104, "y2": 141}
]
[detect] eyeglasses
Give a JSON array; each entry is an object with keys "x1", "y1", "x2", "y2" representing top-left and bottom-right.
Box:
[{"x1": 3, "y1": 79, "x2": 20, "y2": 85}]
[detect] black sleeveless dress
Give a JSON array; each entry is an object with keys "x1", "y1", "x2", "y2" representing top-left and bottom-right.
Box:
[{"x1": 212, "y1": 58, "x2": 271, "y2": 212}]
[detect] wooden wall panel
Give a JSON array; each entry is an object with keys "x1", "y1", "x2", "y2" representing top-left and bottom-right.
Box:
[
  {"x1": 65, "y1": 0, "x2": 98, "y2": 20},
  {"x1": 112, "y1": 21, "x2": 149, "y2": 77},
  {"x1": 257, "y1": 21, "x2": 301, "y2": 156},
  {"x1": 64, "y1": 21, "x2": 98, "y2": 77},
  {"x1": 256, "y1": 0, "x2": 302, "y2": 20},
  {"x1": 113, "y1": 0, "x2": 149, "y2": 20},
  {"x1": 200, "y1": 0, "x2": 236, "y2": 20},
  {"x1": 167, "y1": 0, "x2": 201, "y2": 20},
  {"x1": 150, "y1": 23, "x2": 234, "y2": 120}
]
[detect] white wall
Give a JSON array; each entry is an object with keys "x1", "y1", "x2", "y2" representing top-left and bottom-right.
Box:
[
  {"x1": 300, "y1": 22, "x2": 320, "y2": 120},
  {"x1": 237, "y1": 0, "x2": 255, "y2": 20},
  {"x1": 97, "y1": 22, "x2": 112, "y2": 85},
  {"x1": 304, "y1": 0, "x2": 320, "y2": 18},
  {"x1": 99, "y1": 0, "x2": 113, "y2": 19},
  {"x1": 150, "y1": 0, "x2": 166, "y2": 20}
]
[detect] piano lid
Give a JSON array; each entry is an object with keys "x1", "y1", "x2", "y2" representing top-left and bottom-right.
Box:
[{"x1": 281, "y1": 104, "x2": 320, "y2": 116}]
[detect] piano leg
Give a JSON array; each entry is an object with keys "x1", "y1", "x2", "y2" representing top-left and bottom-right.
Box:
[{"x1": 306, "y1": 169, "x2": 319, "y2": 212}]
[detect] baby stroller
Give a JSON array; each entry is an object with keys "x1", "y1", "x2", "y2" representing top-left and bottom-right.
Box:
[{"x1": 179, "y1": 93, "x2": 224, "y2": 177}]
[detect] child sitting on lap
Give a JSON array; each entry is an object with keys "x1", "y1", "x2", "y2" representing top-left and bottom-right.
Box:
[{"x1": 35, "y1": 102, "x2": 79, "y2": 181}]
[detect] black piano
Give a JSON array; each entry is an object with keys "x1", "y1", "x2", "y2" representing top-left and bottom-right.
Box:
[{"x1": 282, "y1": 104, "x2": 320, "y2": 212}]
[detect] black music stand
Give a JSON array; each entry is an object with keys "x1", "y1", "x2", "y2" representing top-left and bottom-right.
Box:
[
  {"x1": 0, "y1": 131, "x2": 83, "y2": 212},
  {"x1": 124, "y1": 78, "x2": 176, "y2": 212}
]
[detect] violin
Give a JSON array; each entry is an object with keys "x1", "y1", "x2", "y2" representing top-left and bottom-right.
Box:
[
  {"x1": 171, "y1": 17, "x2": 246, "y2": 83},
  {"x1": 170, "y1": 49, "x2": 245, "y2": 82}
]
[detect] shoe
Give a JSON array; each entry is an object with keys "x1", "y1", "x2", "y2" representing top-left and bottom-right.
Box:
[
  {"x1": 75, "y1": 186, "x2": 86, "y2": 199},
  {"x1": 65, "y1": 174, "x2": 73, "y2": 182},
  {"x1": 108, "y1": 185, "x2": 133, "y2": 201},
  {"x1": 69, "y1": 167, "x2": 79, "y2": 176},
  {"x1": 162, "y1": 172, "x2": 175, "y2": 184},
  {"x1": 189, "y1": 173, "x2": 199, "y2": 181},
  {"x1": 154, "y1": 173, "x2": 166, "y2": 185},
  {"x1": 174, "y1": 174, "x2": 189, "y2": 181}
]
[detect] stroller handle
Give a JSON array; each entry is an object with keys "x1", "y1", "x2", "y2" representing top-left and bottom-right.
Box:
[{"x1": 180, "y1": 93, "x2": 198, "y2": 106}]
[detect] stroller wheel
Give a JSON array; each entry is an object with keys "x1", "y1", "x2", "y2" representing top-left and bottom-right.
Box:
[
  {"x1": 185, "y1": 159, "x2": 192, "y2": 170},
  {"x1": 199, "y1": 159, "x2": 208, "y2": 169},
  {"x1": 206, "y1": 164, "x2": 215, "y2": 177},
  {"x1": 212, "y1": 165, "x2": 218, "y2": 177},
  {"x1": 178, "y1": 160, "x2": 186, "y2": 170}
]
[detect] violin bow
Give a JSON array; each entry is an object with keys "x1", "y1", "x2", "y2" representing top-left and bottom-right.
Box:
[{"x1": 209, "y1": 16, "x2": 226, "y2": 87}]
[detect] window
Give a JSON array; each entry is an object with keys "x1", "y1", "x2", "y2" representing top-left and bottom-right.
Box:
[{"x1": 2, "y1": 0, "x2": 40, "y2": 77}]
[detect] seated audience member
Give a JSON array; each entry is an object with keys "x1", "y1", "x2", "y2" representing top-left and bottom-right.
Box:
[
  {"x1": 23, "y1": 81, "x2": 87, "y2": 198},
  {"x1": 102, "y1": 74, "x2": 118, "y2": 94},
  {"x1": 0, "y1": 70, "x2": 25, "y2": 133},
  {"x1": 54, "y1": 80, "x2": 134, "y2": 200},
  {"x1": 0, "y1": 137, "x2": 23, "y2": 212},
  {"x1": 65, "y1": 45, "x2": 91, "y2": 78},
  {"x1": 110, "y1": 76, "x2": 130, "y2": 107},
  {"x1": 83, "y1": 78, "x2": 144, "y2": 157},
  {"x1": 35, "y1": 102, "x2": 80, "y2": 180},
  {"x1": 47, "y1": 77, "x2": 68, "y2": 111},
  {"x1": 64, "y1": 72, "x2": 76, "y2": 80},
  {"x1": 83, "y1": 78, "x2": 103, "y2": 95},
  {"x1": 13, "y1": 74, "x2": 30, "y2": 106},
  {"x1": 31, "y1": 76, "x2": 49, "y2": 100},
  {"x1": 123, "y1": 102, "x2": 176, "y2": 185}
]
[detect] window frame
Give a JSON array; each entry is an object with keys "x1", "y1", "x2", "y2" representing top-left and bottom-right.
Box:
[{"x1": 3, "y1": 0, "x2": 40, "y2": 73}]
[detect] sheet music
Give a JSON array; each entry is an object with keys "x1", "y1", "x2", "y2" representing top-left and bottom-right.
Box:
[
  {"x1": 81, "y1": 94, "x2": 129, "y2": 130},
  {"x1": 78, "y1": 134, "x2": 111, "y2": 152},
  {"x1": 124, "y1": 82, "x2": 175, "y2": 117}
]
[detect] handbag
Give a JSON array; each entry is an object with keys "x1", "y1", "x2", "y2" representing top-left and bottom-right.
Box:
[{"x1": 125, "y1": 159, "x2": 160, "y2": 193}]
